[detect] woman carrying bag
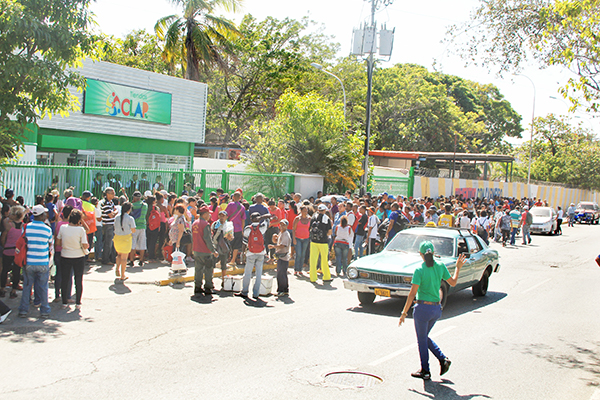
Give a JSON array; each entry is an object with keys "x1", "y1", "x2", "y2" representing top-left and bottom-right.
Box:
[{"x1": 398, "y1": 241, "x2": 467, "y2": 380}]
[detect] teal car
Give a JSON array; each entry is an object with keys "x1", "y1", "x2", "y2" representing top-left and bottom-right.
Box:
[{"x1": 344, "y1": 227, "x2": 500, "y2": 308}]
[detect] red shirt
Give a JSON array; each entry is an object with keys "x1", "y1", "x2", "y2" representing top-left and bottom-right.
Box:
[
  {"x1": 192, "y1": 218, "x2": 211, "y2": 253},
  {"x1": 269, "y1": 207, "x2": 282, "y2": 227}
]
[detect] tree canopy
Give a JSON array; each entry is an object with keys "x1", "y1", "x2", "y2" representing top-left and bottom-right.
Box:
[
  {"x1": 99, "y1": 30, "x2": 177, "y2": 77},
  {"x1": 513, "y1": 114, "x2": 600, "y2": 190},
  {"x1": 448, "y1": 0, "x2": 600, "y2": 111},
  {"x1": 242, "y1": 91, "x2": 364, "y2": 192},
  {"x1": 205, "y1": 14, "x2": 338, "y2": 143},
  {"x1": 370, "y1": 64, "x2": 522, "y2": 153},
  {"x1": 0, "y1": 0, "x2": 94, "y2": 162},
  {"x1": 155, "y1": 0, "x2": 242, "y2": 81}
]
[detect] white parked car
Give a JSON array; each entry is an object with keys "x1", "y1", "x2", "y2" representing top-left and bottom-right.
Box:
[{"x1": 530, "y1": 207, "x2": 557, "y2": 235}]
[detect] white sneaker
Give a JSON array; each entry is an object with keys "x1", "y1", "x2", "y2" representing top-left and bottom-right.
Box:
[{"x1": 0, "y1": 309, "x2": 11, "y2": 324}]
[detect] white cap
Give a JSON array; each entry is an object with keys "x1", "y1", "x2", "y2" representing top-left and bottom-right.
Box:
[
  {"x1": 32, "y1": 204, "x2": 48, "y2": 216},
  {"x1": 318, "y1": 204, "x2": 327, "y2": 211},
  {"x1": 144, "y1": 190, "x2": 152, "y2": 198}
]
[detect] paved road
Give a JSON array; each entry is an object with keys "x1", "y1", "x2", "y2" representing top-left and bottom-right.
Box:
[{"x1": 2, "y1": 224, "x2": 600, "y2": 400}]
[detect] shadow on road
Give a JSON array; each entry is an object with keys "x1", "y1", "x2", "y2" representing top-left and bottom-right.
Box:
[
  {"x1": 516, "y1": 339, "x2": 600, "y2": 386},
  {"x1": 409, "y1": 379, "x2": 491, "y2": 399},
  {"x1": 109, "y1": 281, "x2": 132, "y2": 295},
  {"x1": 242, "y1": 297, "x2": 274, "y2": 308},
  {"x1": 346, "y1": 290, "x2": 507, "y2": 320},
  {"x1": 310, "y1": 281, "x2": 338, "y2": 291},
  {"x1": 190, "y1": 294, "x2": 217, "y2": 304}
]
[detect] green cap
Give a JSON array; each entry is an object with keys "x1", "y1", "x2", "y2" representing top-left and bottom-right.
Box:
[{"x1": 419, "y1": 241, "x2": 434, "y2": 254}]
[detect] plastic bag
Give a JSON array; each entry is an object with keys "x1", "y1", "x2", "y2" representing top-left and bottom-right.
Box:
[{"x1": 170, "y1": 248, "x2": 186, "y2": 271}]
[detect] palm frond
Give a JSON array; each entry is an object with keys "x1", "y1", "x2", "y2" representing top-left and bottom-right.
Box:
[
  {"x1": 209, "y1": 0, "x2": 243, "y2": 13},
  {"x1": 163, "y1": 19, "x2": 185, "y2": 63},
  {"x1": 155, "y1": 15, "x2": 180, "y2": 39}
]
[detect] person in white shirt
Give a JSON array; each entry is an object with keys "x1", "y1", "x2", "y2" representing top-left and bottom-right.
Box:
[
  {"x1": 56, "y1": 209, "x2": 88, "y2": 308},
  {"x1": 555, "y1": 206, "x2": 563, "y2": 235},
  {"x1": 366, "y1": 207, "x2": 379, "y2": 255},
  {"x1": 333, "y1": 216, "x2": 354, "y2": 276},
  {"x1": 459, "y1": 211, "x2": 471, "y2": 229}
]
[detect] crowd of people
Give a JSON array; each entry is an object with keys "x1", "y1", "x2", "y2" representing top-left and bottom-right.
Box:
[{"x1": 0, "y1": 182, "x2": 581, "y2": 322}]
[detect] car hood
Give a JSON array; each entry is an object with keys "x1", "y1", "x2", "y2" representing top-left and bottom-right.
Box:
[
  {"x1": 532, "y1": 217, "x2": 552, "y2": 224},
  {"x1": 349, "y1": 251, "x2": 454, "y2": 275}
]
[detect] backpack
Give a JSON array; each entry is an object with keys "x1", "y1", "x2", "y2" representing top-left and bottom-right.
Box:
[
  {"x1": 14, "y1": 226, "x2": 28, "y2": 268},
  {"x1": 476, "y1": 217, "x2": 488, "y2": 237},
  {"x1": 247, "y1": 224, "x2": 264, "y2": 253},
  {"x1": 148, "y1": 209, "x2": 161, "y2": 231},
  {"x1": 378, "y1": 218, "x2": 391, "y2": 238},
  {"x1": 352, "y1": 212, "x2": 362, "y2": 232},
  {"x1": 310, "y1": 213, "x2": 328, "y2": 242},
  {"x1": 525, "y1": 211, "x2": 533, "y2": 226}
]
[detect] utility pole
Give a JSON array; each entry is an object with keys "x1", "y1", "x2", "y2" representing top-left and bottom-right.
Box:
[
  {"x1": 355, "y1": 0, "x2": 394, "y2": 195},
  {"x1": 361, "y1": 0, "x2": 376, "y2": 194}
]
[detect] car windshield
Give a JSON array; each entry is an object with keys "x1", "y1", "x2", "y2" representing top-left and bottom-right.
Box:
[
  {"x1": 578, "y1": 203, "x2": 594, "y2": 210},
  {"x1": 531, "y1": 209, "x2": 551, "y2": 218},
  {"x1": 386, "y1": 233, "x2": 454, "y2": 257}
]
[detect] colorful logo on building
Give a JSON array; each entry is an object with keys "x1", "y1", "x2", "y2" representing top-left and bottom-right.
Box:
[
  {"x1": 105, "y1": 91, "x2": 149, "y2": 119},
  {"x1": 84, "y1": 79, "x2": 172, "y2": 125}
]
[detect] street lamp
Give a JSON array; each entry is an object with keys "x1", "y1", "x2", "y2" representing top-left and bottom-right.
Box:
[
  {"x1": 311, "y1": 62, "x2": 347, "y2": 119},
  {"x1": 515, "y1": 74, "x2": 536, "y2": 196}
]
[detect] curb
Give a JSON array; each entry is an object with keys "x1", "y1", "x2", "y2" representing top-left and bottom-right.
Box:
[{"x1": 154, "y1": 262, "x2": 278, "y2": 286}]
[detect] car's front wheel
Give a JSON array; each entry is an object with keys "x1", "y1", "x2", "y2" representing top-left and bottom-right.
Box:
[
  {"x1": 358, "y1": 292, "x2": 376, "y2": 306},
  {"x1": 472, "y1": 269, "x2": 490, "y2": 297}
]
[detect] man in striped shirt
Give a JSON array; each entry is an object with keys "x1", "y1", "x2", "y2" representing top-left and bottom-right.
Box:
[
  {"x1": 100, "y1": 187, "x2": 117, "y2": 265},
  {"x1": 18, "y1": 205, "x2": 54, "y2": 318}
]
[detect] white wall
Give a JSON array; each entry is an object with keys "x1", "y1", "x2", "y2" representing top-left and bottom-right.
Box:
[
  {"x1": 193, "y1": 157, "x2": 248, "y2": 171},
  {"x1": 292, "y1": 173, "x2": 323, "y2": 199}
]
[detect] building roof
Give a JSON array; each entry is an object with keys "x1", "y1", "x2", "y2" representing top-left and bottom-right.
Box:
[{"x1": 369, "y1": 150, "x2": 513, "y2": 163}]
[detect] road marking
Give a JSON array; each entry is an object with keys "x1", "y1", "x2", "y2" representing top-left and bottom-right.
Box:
[
  {"x1": 590, "y1": 387, "x2": 600, "y2": 400},
  {"x1": 368, "y1": 325, "x2": 456, "y2": 366},
  {"x1": 522, "y1": 278, "x2": 552, "y2": 294}
]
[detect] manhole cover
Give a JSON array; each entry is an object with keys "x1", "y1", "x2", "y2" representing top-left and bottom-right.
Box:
[{"x1": 324, "y1": 371, "x2": 383, "y2": 388}]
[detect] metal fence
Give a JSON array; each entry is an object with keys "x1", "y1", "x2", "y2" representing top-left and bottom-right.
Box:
[
  {"x1": 0, "y1": 163, "x2": 295, "y2": 205},
  {"x1": 369, "y1": 168, "x2": 414, "y2": 198}
]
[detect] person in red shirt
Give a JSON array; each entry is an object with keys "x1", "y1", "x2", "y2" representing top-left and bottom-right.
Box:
[
  {"x1": 265, "y1": 200, "x2": 282, "y2": 262},
  {"x1": 191, "y1": 206, "x2": 218, "y2": 297}
]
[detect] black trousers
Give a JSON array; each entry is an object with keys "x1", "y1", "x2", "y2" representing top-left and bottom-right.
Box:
[
  {"x1": 0, "y1": 299, "x2": 10, "y2": 315},
  {"x1": 158, "y1": 222, "x2": 168, "y2": 259},
  {"x1": 368, "y1": 238, "x2": 377, "y2": 255},
  {"x1": 276, "y1": 259, "x2": 289, "y2": 293},
  {"x1": 146, "y1": 228, "x2": 160, "y2": 259},
  {"x1": 1, "y1": 254, "x2": 19, "y2": 290},
  {"x1": 61, "y1": 256, "x2": 85, "y2": 305}
]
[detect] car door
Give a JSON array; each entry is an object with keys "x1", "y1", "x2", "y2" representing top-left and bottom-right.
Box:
[
  {"x1": 454, "y1": 237, "x2": 474, "y2": 287},
  {"x1": 465, "y1": 236, "x2": 485, "y2": 286}
]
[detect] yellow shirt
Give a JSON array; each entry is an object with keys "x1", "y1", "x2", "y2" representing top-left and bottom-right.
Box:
[{"x1": 438, "y1": 213, "x2": 453, "y2": 227}]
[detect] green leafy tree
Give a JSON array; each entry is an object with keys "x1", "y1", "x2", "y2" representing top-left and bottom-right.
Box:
[
  {"x1": 242, "y1": 91, "x2": 364, "y2": 191},
  {"x1": 99, "y1": 30, "x2": 179, "y2": 77},
  {"x1": 514, "y1": 114, "x2": 600, "y2": 189},
  {"x1": 448, "y1": 0, "x2": 600, "y2": 111},
  {"x1": 0, "y1": 0, "x2": 94, "y2": 162},
  {"x1": 206, "y1": 14, "x2": 338, "y2": 143},
  {"x1": 370, "y1": 64, "x2": 522, "y2": 153},
  {"x1": 155, "y1": 0, "x2": 242, "y2": 82}
]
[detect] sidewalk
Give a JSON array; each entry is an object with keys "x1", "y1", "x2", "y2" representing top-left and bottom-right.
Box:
[{"x1": 84, "y1": 258, "x2": 282, "y2": 286}]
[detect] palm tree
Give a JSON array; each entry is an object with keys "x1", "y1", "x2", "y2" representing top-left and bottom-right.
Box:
[{"x1": 155, "y1": 0, "x2": 242, "y2": 81}]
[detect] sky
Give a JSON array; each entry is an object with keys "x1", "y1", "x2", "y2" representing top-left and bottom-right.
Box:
[{"x1": 89, "y1": 0, "x2": 597, "y2": 140}]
